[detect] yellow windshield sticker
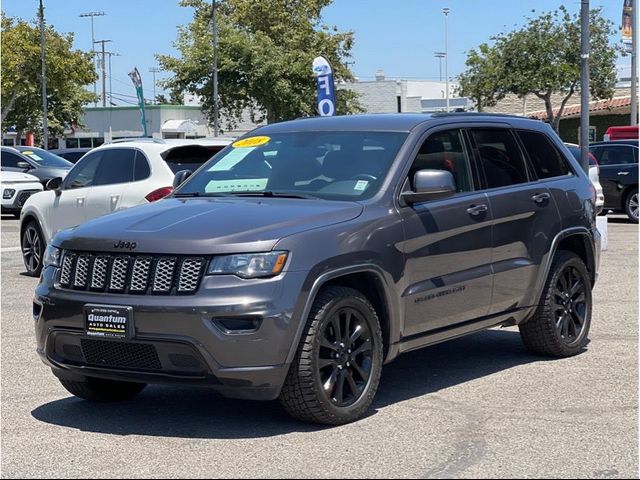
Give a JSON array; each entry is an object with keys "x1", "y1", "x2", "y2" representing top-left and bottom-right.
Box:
[{"x1": 232, "y1": 136, "x2": 270, "y2": 148}]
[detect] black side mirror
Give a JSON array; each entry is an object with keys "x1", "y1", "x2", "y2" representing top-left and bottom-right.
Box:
[
  {"x1": 46, "y1": 177, "x2": 63, "y2": 194},
  {"x1": 17, "y1": 161, "x2": 30, "y2": 170},
  {"x1": 401, "y1": 169, "x2": 457, "y2": 205},
  {"x1": 173, "y1": 169, "x2": 193, "y2": 189}
]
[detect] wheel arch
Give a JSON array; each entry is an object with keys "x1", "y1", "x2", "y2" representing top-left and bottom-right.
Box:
[{"x1": 286, "y1": 265, "x2": 400, "y2": 366}]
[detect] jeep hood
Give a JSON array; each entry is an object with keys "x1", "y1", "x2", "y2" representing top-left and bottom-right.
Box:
[{"x1": 54, "y1": 197, "x2": 363, "y2": 254}]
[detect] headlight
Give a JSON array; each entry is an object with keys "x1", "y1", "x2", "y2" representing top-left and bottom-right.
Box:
[
  {"x1": 3, "y1": 188, "x2": 15, "y2": 199},
  {"x1": 207, "y1": 251, "x2": 288, "y2": 279},
  {"x1": 43, "y1": 245, "x2": 62, "y2": 268}
]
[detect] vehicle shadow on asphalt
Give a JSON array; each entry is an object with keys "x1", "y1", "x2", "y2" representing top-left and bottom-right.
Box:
[{"x1": 31, "y1": 328, "x2": 555, "y2": 438}]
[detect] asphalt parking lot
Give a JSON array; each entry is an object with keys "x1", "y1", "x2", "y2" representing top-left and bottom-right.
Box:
[{"x1": 1, "y1": 214, "x2": 637, "y2": 478}]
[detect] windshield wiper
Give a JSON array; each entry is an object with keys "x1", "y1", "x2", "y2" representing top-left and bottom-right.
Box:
[
  {"x1": 228, "y1": 191, "x2": 319, "y2": 199},
  {"x1": 173, "y1": 192, "x2": 232, "y2": 198}
]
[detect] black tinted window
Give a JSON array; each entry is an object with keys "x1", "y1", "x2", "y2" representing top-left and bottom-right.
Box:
[
  {"x1": 134, "y1": 151, "x2": 151, "y2": 181},
  {"x1": 163, "y1": 145, "x2": 226, "y2": 173},
  {"x1": 94, "y1": 149, "x2": 136, "y2": 186},
  {"x1": 64, "y1": 152, "x2": 102, "y2": 189},
  {"x1": 518, "y1": 130, "x2": 571, "y2": 179},
  {"x1": 1, "y1": 151, "x2": 24, "y2": 168},
  {"x1": 471, "y1": 129, "x2": 529, "y2": 189},
  {"x1": 410, "y1": 129, "x2": 473, "y2": 193},
  {"x1": 592, "y1": 145, "x2": 637, "y2": 166}
]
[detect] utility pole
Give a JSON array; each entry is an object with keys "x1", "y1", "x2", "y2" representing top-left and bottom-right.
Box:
[
  {"x1": 580, "y1": 0, "x2": 590, "y2": 173},
  {"x1": 38, "y1": 0, "x2": 48, "y2": 149},
  {"x1": 105, "y1": 51, "x2": 121, "y2": 106},
  {"x1": 211, "y1": 0, "x2": 220, "y2": 136},
  {"x1": 79, "y1": 12, "x2": 105, "y2": 107},
  {"x1": 443, "y1": 8, "x2": 450, "y2": 113},
  {"x1": 94, "y1": 40, "x2": 112, "y2": 107},
  {"x1": 149, "y1": 67, "x2": 161, "y2": 104},
  {"x1": 434, "y1": 52, "x2": 446, "y2": 82},
  {"x1": 631, "y1": 0, "x2": 638, "y2": 126}
]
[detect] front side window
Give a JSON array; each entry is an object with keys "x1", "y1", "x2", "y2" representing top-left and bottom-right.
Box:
[
  {"x1": 471, "y1": 129, "x2": 529, "y2": 189},
  {"x1": 176, "y1": 131, "x2": 408, "y2": 200},
  {"x1": 64, "y1": 152, "x2": 102, "y2": 190},
  {"x1": 1, "y1": 151, "x2": 24, "y2": 169},
  {"x1": 518, "y1": 130, "x2": 571, "y2": 179},
  {"x1": 408, "y1": 129, "x2": 473, "y2": 193},
  {"x1": 94, "y1": 149, "x2": 137, "y2": 186}
]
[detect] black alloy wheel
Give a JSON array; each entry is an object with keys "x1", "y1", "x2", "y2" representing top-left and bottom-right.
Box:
[
  {"x1": 22, "y1": 220, "x2": 44, "y2": 276},
  {"x1": 318, "y1": 307, "x2": 373, "y2": 407},
  {"x1": 552, "y1": 265, "x2": 588, "y2": 347}
]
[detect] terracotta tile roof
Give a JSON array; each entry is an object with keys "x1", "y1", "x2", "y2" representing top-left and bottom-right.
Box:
[{"x1": 528, "y1": 96, "x2": 632, "y2": 120}]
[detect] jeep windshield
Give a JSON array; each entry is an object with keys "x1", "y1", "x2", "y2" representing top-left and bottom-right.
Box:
[{"x1": 174, "y1": 131, "x2": 408, "y2": 201}]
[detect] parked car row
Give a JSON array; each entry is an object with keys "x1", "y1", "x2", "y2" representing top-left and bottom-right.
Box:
[{"x1": 566, "y1": 140, "x2": 639, "y2": 223}]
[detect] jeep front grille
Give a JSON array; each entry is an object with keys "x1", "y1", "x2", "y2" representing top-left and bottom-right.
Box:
[{"x1": 58, "y1": 251, "x2": 206, "y2": 295}]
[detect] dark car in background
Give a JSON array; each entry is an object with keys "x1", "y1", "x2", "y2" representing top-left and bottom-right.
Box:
[
  {"x1": 49, "y1": 147, "x2": 92, "y2": 164},
  {"x1": 589, "y1": 140, "x2": 639, "y2": 223},
  {"x1": 0, "y1": 146, "x2": 73, "y2": 186}
]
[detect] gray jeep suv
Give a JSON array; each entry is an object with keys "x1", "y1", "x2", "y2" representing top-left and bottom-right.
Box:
[{"x1": 34, "y1": 114, "x2": 600, "y2": 425}]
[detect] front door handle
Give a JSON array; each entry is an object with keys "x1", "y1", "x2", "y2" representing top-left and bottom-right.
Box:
[
  {"x1": 76, "y1": 197, "x2": 85, "y2": 207},
  {"x1": 532, "y1": 192, "x2": 551, "y2": 204},
  {"x1": 618, "y1": 171, "x2": 630, "y2": 176},
  {"x1": 467, "y1": 204, "x2": 488, "y2": 216}
]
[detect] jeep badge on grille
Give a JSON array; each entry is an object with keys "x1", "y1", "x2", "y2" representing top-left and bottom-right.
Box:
[{"x1": 114, "y1": 240, "x2": 137, "y2": 250}]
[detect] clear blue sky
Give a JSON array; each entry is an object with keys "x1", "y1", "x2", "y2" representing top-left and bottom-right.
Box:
[{"x1": 2, "y1": 0, "x2": 628, "y2": 105}]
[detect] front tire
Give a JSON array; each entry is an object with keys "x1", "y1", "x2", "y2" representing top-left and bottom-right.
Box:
[
  {"x1": 21, "y1": 219, "x2": 45, "y2": 277},
  {"x1": 624, "y1": 188, "x2": 638, "y2": 223},
  {"x1": 519, "y1": 251, "x2": 592, "y2": 357},
  {"x1": 58, "y1": 376, "x2": 146, "y2": 402},
  {"x1": 279, "y1": 286, "x2": 383, "y2": 425}
]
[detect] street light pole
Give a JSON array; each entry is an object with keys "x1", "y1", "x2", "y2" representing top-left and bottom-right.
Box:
[
  {"x1": 39, "y1": 0, "x2": 48, "y2": 149},
  {"x1": 443, "y1": 8, "x2": 450, "y2": 113},
  {"x1": 211, "y1": 0, "x2": 220, "y2": 136},
  {"x1": 149, "y1": 67, "x2": 161, "y2": 104},
  {"x1": 580, "y1": 0, "x2": 590, "y2": 173},
  {"x1": 105, "y1": 51, "x2": 120, "y2": 105},
  {"x1": 79, "y1": 12, "x2": 105, "y2": 107}
]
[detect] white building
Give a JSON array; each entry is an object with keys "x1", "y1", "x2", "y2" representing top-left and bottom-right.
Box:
[{"x1": 342, "y1": 69, "x2": 472, "y2": 114}]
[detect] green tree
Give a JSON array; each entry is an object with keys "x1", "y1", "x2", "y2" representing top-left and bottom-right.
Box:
[
  {"x1": 1, "y1": 14, "x2": 97, "y2": 144},
  {"x1": 157, "y1": 0, "x2": 361, "y2": 128},
  {"x1": 458, "y1": 7, "x2": 618, "y2": 131}
]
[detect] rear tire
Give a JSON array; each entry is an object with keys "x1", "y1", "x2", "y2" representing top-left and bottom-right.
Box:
[
  {"x1": 519, "y1": 251, "x2": 592, "y2": 357},
  {"x1": 279, "y1": 286, "x2": 383, "y2": 425},
  {"x1": 624, "y1": 188, "x2": 638, "y2": 223},
  {"x1": 58, "y1": 376, "x2": 146, "y2": 402},
  {"x1": 21, "y1": 219, "x2": 45, "y2": 277}
]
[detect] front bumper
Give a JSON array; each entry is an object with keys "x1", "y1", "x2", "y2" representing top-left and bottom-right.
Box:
[{"x1": 34, "y1": 266, "x2": 309, "y2": 400}]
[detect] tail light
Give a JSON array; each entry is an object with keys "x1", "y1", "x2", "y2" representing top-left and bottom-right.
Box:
[
  {"x1": 589, "y1": 183, "x2": 597, "y2": 205},
  {"x1": 145, "y1": 186, "x2": 173, "y2": 202}
]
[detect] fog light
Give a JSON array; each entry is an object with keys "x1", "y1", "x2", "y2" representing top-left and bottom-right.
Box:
[{"x1": 213, "y1": 317, "x2": 262, "y2": 334}]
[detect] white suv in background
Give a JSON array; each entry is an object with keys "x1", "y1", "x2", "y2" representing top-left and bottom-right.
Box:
[
  {"x1": 1, "y1": 171, "x2": 43, "y2": 218},
  {"x1": 20, "y1": 137, "x2": 233, "y2": 275}
]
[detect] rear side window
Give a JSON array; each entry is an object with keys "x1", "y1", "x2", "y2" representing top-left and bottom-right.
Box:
[
  {"x1": 64, "y1": 152, "x2": 102, "y2": 189},
  {"x1": 94, "y1": 148, "x2": 136, "y2": 186},
  {"x1": 470, "y1": 129, "x2": 529, "y2": 189},
  {"x1": 591, "y1": 145, "x2": 637, "y2": 166},
  {"x1": 517, "y1": 130, "x2": 571, "y2": 179},
  {"x1": 133, "y1": 151, "x2": 151, "y2": 181}
]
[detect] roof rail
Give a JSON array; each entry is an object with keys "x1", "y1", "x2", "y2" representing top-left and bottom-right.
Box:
[{"x1": 109, "y1": 137, "x2": 166, "y2": 144}]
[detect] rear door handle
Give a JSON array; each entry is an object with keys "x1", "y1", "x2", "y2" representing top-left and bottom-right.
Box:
[
  {"x1": 532, "y1": 192, "x2": 551, "y2": 204},
  {"x1": 76, "y1": 197, "x2": 85, "y2": 207},
  {"x1": 618, "y1": 171, "x2": 630, "y2": 176},
  {"x1": 467, "y1": 204, "x2": 488, "y2": 216}
]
